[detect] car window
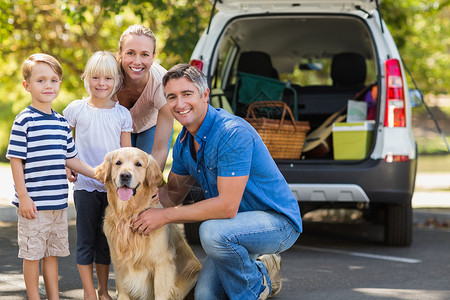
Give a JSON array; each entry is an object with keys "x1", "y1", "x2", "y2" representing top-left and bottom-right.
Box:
[
  {"x1": 211, "y1": 37, "x2": 238, "y2": 90},
  {"x1": 280, "y1": 58, "x2": 332, "y2": 86},
  {"x1": 280, "y1": 56, "x2": 377, "y2": 87}
]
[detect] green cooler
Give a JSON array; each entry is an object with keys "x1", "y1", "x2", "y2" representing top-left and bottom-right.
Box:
[{"x1": 332, "y1": 121, "x2": 375, "y2": 160}]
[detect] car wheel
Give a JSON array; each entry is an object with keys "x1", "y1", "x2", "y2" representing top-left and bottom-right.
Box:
[
  {"x1": 184, "y1": 222, "x2": 201, "y2": 244},
  {"x1": 384, "y1": 203, "x2": 412, "y2": 247},
  {"x1": 182, "y1": 185, "x2": 204, "y2": 244}
]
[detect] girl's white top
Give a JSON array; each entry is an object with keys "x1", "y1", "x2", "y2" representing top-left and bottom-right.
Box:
[{"x1": 63, "y1": 98, "x2": 132, "y2": 192}]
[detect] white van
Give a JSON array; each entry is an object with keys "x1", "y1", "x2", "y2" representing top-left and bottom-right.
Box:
[{"x1": 186, "y1": 0, "x2": 420, "y2": 246}]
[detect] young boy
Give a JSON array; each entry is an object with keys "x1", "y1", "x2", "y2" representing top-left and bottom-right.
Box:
[{"x1": 6, "y1": 53, "x2": 95, "y2": 300}]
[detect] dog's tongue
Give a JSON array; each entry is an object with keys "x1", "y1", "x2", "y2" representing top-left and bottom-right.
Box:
[{"x1": 117, "y1": 187, "x2": 133, "y2": 201}]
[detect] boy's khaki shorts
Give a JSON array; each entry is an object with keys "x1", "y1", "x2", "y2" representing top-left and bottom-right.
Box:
[{"x1": 17, "y1": 209, "x2": 70, "y2": 260}]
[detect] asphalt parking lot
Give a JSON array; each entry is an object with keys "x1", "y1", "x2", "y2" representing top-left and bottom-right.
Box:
[{"x1": 0, "y1": 165, "x2": 449, "y2": 299}]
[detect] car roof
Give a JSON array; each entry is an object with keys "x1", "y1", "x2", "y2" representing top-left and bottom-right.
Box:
[{"x1": 212, "y1": 0, "x2": 378, "y2": 12}]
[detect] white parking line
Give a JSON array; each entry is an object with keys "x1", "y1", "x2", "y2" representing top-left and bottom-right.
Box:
[
  {"x1": 0, "y1": 273, "x2": 47, "y2": 295},
  {"x1": 297, "y1": 245, "x2": 422, "y2": 264},
  {"x1": 0, "y1": 273, "x2": 26, "y2": 292}
]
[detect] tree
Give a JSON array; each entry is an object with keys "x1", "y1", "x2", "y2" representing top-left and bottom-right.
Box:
[
  {"x1": 381, "y1": 0, "x2": 449, "y2": 94},
  {"x1": 0, "y1": 1, "x2": 448, "y2": 159},
  {"x1": 0, "y1": 0, "x2": 212, "y2": 160}
]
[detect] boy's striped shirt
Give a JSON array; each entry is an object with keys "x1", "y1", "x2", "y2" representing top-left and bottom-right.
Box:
[{"x1": 6, "y1": 106, "x2": 77, "y2": 210}]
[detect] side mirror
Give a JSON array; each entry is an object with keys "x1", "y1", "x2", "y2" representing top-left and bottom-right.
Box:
[{"x1": 409, "y1": 89, "x2": 423, "y2": 108}]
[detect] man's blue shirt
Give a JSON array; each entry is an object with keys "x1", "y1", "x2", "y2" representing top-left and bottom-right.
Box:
[{"x1": 172, "y1": 105, "x2": 302, "y2": 232}]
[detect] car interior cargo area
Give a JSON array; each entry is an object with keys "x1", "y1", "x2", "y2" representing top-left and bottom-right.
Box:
[{"x1": 209, "y1": 15, "x2": 378, "y2": 161}]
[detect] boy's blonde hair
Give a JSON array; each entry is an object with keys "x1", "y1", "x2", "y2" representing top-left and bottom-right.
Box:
[
  {"x1": 22, "y1": 53, "x2": 63, "y2": 81},
  {"x1": 82, "y1": 51, "x2": 123, "y2": 98}
]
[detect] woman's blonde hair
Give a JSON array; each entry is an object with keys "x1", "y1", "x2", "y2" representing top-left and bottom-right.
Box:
[
  {"x1": 118, "y1": 24, "x2": 156, "y2": 54},
  {"x1": 82, "y1": 51, "x2": 123, "y2": 98},
  {"x1": 117, "y1": 25, "x2": 156, "y2": 87}
]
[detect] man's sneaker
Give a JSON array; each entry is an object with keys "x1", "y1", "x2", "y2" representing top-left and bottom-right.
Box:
[
  {"x1": 258, "y1": 254, "x2": 282, "y2": 298},
  {"x1": 259, "y1": 276, "x2": 270, "y2": 300}
]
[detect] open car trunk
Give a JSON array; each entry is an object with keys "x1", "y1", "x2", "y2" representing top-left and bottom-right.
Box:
[{"x1": 210, "y1": 14, "x2": 379, "y2": 161}]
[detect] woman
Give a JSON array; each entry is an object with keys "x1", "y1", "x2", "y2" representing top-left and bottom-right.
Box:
[{"x1": 116, "y1": 24, "x2": 173, "y2": 171}]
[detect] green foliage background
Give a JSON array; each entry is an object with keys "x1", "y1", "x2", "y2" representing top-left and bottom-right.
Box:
[
  {"x1": 0, "y1": 0, "x2": 448, "y2": 160},
  {"x1": 0, "y1": 0, "x2": 212, "y2": 160},
  {"x1": 381, "y1": 0, "x2": 449, "y2": 94}
]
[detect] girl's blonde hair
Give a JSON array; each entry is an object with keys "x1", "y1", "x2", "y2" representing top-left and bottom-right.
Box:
[{"x1": 82, "y1": 51, "x2": 123, "y2": 98}]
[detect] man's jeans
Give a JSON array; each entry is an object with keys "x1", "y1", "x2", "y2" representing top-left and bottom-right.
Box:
[{"x1": 195, "y1": 211, "x2": 300, "y2": 300}]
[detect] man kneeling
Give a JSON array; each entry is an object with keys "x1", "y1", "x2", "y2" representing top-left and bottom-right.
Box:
[{"x1": 132, "y1": 64, "x2": 302, "y2": 300}]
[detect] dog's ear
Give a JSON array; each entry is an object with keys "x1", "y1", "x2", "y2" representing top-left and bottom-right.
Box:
[
  {"x1": 95, "y1": 151, "x2": 113, "y2": 183},
  {"x1": 144, "y1": 155, "x2": 163, "y2": 188}
]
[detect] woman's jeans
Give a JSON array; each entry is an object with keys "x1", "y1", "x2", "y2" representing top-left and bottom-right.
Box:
[
  {"x1": 131, "y1": 125, "x2": 172, "y2": 154},
  {"x1": 195, "y1": 211, "x2": 300, "y2": 300}
]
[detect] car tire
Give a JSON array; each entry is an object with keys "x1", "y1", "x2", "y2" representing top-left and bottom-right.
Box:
[
  {"x1": 182, "y1": 185, "x2": 205, "y2": 244},
  {"x1": 184, "y1": 222, "x2": 201, "y2": 244},
  {"x1": 384, "y1": 203, "x2": 412, "y2": 247}
]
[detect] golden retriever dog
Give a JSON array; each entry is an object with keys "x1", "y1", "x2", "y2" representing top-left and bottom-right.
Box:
[{"x1": 95, "y1": 147, "x2": 202, "y2": 300}]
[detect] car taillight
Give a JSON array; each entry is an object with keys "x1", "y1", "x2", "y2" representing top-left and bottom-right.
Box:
[
  {"x1": 190, "y1": 59, "x2": 204, "y2": 71},
  {"x1": 384, "y1": 59, "x2": 406, "y2": 128},
  {"x1": 385, "y1": 154, "x2": 409, "y2": 163}
]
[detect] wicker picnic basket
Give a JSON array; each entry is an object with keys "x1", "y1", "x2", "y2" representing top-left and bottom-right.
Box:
[{"x1": 245, "y1": 101, "x2": 310, "y2": 159}]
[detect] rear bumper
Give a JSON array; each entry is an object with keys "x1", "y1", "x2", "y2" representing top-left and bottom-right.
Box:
[{"x1": 277, "y1": 158, "x2": 417, "y2": 205}]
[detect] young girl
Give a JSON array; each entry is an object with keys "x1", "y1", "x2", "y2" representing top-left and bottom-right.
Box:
[{"x1": 63, "y1": 51, "x2": 132, "y2": 300}]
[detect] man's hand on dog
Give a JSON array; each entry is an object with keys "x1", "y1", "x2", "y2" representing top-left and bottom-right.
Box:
[
  {"x1": 131, "y1": 191, "x2": 165, "y2": 234},
  {"x1": 132, "y1": 206, "x2": 168, "y2": 235}
]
